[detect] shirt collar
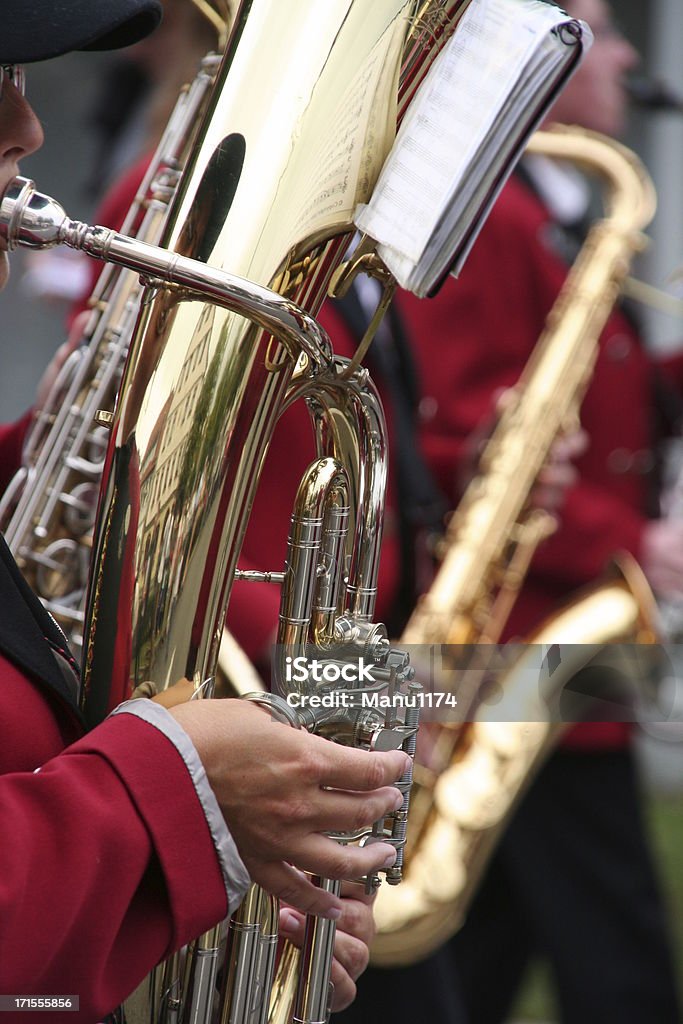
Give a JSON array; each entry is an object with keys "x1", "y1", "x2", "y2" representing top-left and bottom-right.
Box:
[{"x1": 522, "y1": 153, "x2": 591, "y2": 226}]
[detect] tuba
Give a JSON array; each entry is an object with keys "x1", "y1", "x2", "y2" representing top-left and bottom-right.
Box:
[
  {"x1": 0, "y1": 1, "x2": 475, "y2": 1019},
  {"x1": 369, "y1": 125, "x2": 662, "y2": 965}
]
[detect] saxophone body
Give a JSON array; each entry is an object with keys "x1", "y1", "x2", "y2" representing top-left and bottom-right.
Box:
[{"x1": 370, "y1": 125, "x2": 661, "y2": 965}]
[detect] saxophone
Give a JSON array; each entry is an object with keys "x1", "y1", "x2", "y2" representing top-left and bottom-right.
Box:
[
  {"x1": 0, "y1": 0, "x2": 231, "y2": 658},
  {"x1": 370, "y1": 125, "x2": 662, "y2": 965},
  {"x1": 0, "y1": 2, "x2": 474, "y2": 1019}
]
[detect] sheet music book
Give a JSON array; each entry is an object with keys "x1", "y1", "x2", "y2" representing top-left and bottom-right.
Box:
[{"x1": 354, "y1": 0, "x2": 592, "y2": 297}]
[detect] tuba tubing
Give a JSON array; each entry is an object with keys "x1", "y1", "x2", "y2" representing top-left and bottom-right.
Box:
[{"x1": 0, "y1": 177, "x2": 334, "y2": 373}]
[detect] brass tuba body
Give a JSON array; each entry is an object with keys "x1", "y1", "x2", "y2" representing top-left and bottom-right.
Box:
[
  {"x1": 370, "y1": 125, "x2": 661, "y2": 965},
  {"x1": 77, "y1": 0, "x2": 473, "y2": 715},
  {"x1": 0, "y1": 2, "x2": 473, "y2": 1020}
]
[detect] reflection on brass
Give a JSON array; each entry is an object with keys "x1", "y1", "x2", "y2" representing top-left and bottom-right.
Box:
[
  {"x1": 408, "y1": 0, "x2": 468, "y2": 46},
  {"x1": 189, "y1": 0, "x2": 232, "y2": 46}
]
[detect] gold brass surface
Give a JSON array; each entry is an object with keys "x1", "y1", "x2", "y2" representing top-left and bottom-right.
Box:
[
  {"x1": 0, "y1": 1, "x2": 475, "y2": 1018},
  {"x1": 81, "y1": 0, "x2": 420, "y2": 712}
]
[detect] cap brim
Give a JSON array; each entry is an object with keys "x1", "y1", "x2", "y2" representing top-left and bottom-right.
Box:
[{"x1": 1, "y1": 0, "x2": 163, "y2": 64}]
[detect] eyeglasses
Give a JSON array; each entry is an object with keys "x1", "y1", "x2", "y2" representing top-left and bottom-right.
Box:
[{"x1": 0, "y1": 65, "x2": 26, "y2": 101}]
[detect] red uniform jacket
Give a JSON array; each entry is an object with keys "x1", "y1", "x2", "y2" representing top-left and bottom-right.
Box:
[{"x1": 0, "y1": 537, "x2": 228, "y2": 1020}]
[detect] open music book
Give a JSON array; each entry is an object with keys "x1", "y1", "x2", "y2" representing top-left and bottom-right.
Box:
[{"x1": 354, "y1": 0, "x2": 592, "y2": 297}]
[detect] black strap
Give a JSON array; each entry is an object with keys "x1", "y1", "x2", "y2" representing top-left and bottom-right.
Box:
[
  {"x1": 0, "y1": 535, "x2": 83, "y2": 719},
  {"x1": 334, "y1": 285, "x2": 447, "y2": 633}
]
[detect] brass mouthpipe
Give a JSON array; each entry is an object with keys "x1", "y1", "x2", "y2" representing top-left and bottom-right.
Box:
[{"x1": 0, "y1": 177, "x2": 334, "y2": 375}]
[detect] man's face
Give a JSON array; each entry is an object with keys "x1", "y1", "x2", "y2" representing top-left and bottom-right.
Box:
[
  {"x1": 0, "y1": 69, "x2": 43, "y2": 291},
  {"x1": 547, "y1": 0, "x2": 639, "y2": 137}
]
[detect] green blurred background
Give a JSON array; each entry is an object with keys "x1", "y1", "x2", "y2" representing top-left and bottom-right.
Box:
[{"x1": 511, "y1": 781, "x2": 683, "y2": 1022}]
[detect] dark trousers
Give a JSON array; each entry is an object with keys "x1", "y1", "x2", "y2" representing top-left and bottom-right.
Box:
[
  {"x1": 335, "y1": 747, "x2": 681, "y2": 1024},
  {"x1": 332, "y1": 941, "x2": 468, "y2": 1024}
]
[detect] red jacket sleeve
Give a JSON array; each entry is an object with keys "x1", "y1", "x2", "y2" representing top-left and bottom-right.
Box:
[
  {"x1": 0, "y1": 711, "x2": 227, "y2": 1022},
  {"x1": 524, "y1": 480, "x2": 646, "y2": 591},
  {"x1": 0, "y1": 409, "x2": 33, "y2": 495}
]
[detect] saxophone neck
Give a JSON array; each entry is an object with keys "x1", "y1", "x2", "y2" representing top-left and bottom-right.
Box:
[{"x1": 528, "y1": 124, "x2": 657, "y2": 234}]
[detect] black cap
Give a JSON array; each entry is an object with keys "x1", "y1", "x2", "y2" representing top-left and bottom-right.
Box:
[{"x1": 0, "y1": 0, "x2": 163, "y2": 64}]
